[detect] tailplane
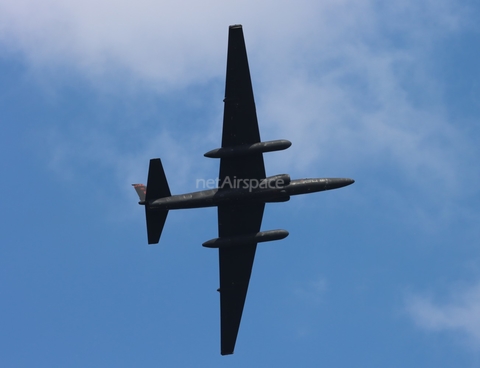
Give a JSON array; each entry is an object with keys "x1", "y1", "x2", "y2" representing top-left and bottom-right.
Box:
[
  {"x1": 133, "y1": 158, "x2": 171, "y2": 244},
  {"x1": 145, "y1": 158, "x2": 171, "y2": 201},
  {"x1": 145, "y1": 208, "x2": 168, "y2": 244}
]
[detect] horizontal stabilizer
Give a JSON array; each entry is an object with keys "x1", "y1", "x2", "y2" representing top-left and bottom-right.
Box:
[
  {"x1": 146, "y1": 208, "x2": 168, "y2": 244},
  {"x1": 144, "y1": 158, "x2": 171, "y2": 244},
  {"x1": 145, "y1": 158, "x2": 171, "y2": 202}
]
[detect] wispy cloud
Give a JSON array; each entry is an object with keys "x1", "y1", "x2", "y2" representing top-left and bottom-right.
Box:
[
  {"x1": 288, "y1": 276, "x2": 329, "y2": 338},
  {"x1": 0, "y1": 0, "x2": 470, "y2": 86},
  {"x1": 40, "y1": 123, "x2": 199, "y2": 192},
  {"x1": 406, "y1": 283, "x2": 480, "y2": 349},
  {"x1": 2, "y1": 0, "x2": 478, "y2": 212},
  {"x1": 293, "y1": 276, "x2": 329, "y2": 305}
]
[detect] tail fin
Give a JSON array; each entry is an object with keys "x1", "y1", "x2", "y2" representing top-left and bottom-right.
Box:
[
  {"x1": 144, "y1": 158, "x2": 171, "y2": 244},
  {"x1": 132, "y1": 184, "x2": 146, "y2": 202}
]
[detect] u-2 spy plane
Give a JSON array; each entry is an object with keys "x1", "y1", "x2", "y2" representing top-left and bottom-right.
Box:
[{"x1": 133, "y1": 25, "x2": 354, "y2": 355}]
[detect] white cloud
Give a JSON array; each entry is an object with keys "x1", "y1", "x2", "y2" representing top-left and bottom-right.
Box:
[
  {"x1": 0, "y1": 0, "x2": 337, "y2": 88},
  {"x1": 406, "y1": 283, "x2": 480, "y2": 349},
  {"x1": 2, "y1": 0, "x2": 478, "y2": 210},
  {"x1": 259, "y1": 44, "x2": 472, "y2": 195},
  {"x1": 0, "y1": 0, "x2": 468, "y2": 86}
]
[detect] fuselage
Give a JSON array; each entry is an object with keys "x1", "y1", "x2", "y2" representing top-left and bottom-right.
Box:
[{"x1": 146, "y1": 177, "x2": 354, "y2": 210}]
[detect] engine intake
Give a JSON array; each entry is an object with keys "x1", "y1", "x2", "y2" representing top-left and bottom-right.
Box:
[{"x1": 259, "y1": 174, "x2": 291, "y2": 189}]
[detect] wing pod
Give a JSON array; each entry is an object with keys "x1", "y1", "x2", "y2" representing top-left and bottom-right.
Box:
[
  {"x1": 202, "y1": 229, "x2": 289, "y2": 248},
  {"x1": 204, "y1": 139, "x2": 291, "y2": 158}
]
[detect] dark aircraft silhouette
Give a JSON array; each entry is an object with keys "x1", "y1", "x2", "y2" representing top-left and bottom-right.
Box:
[{"x1": 133, "y1": 24, "x2": 354, "y2": 355}]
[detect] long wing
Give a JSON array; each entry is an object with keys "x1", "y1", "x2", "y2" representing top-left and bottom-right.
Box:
[
  {"x1": 219, "y1": 24, "x2": 265, "y2": 186},
  {"x1": 217, "y1": 25, "x2": 267, "y2": 355},
  {"x1": 218, "y1": 203, "x2": 264, "y2": 355}
]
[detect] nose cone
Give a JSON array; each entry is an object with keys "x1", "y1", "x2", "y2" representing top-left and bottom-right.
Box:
[{"x1": 326, "y1": 178, "x2": 355, "y2": 190}]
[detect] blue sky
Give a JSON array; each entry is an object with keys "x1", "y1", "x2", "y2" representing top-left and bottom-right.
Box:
[{"x1": 1, "y1": 0, "x2": 480, "y2": 366}]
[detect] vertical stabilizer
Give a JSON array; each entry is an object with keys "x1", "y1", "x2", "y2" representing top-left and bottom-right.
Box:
[{"x1": 132, "y1": 184, "x2": 146, "y2": 202}]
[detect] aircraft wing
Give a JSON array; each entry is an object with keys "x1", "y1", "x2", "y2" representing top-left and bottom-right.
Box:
[
  {"x1": 217, "y1": 25, "x2": 266, "y2": 355},
  {"x1": 219, "y1": 24, "x2": 266, "y2": 183},
  {"x1": 218, "y1": 203, "x2": 265, "y2": 355}
]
